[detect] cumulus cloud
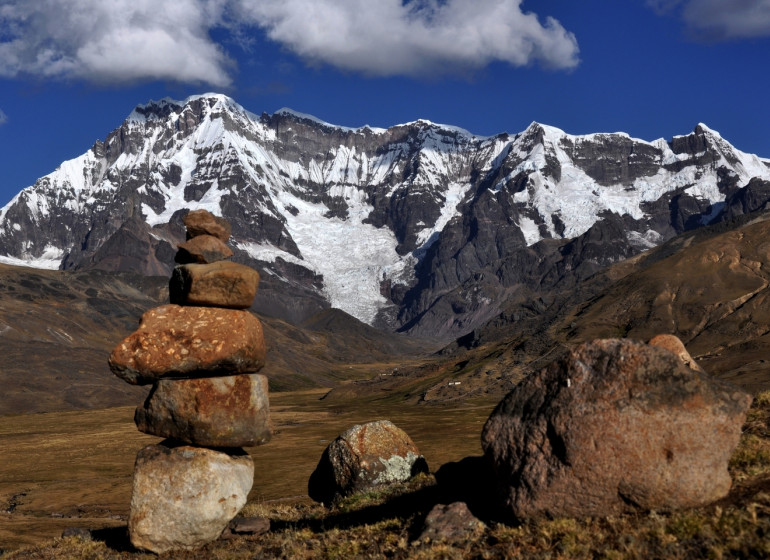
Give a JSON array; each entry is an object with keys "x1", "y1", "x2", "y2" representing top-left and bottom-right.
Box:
[
  {"x1": 0, "y1": 0, "x2": 579, "y2": 85},
  {"x1": 0, "y1": 0, "x2": 234, "y2": 85},
  {"x1": 233, "y1": 0, "x2": 580, "y2": 76},
  {"x1": 0, "y1": 109, "x2": 7, "y2": 125},
  {"x1": 648, "y1": 0, "x2": 770, "y2": 40}
]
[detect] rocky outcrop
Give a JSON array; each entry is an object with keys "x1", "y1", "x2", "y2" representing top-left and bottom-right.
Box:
[
  {"x1": 648, "y1": 334, "x2": 705, "y2": 373},
  {"x1": 417, "y1": 502, "x2": 486, "y2": 544},
  {"x1": 481, "y1": 338, "x2": 752, "y2": 519},
  {"x1": 129, "y1": 441, "x2": 254, "y2": 554},
  {"x1": 308, "y1": 420, "x2": 429, "y2": 505}
]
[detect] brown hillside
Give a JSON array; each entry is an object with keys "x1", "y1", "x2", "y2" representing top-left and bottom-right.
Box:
[
  {"x1": 559, "y1": 215, "x2": 770, "y2": 393},
  {"x1": 0, "y1": 264, "x2": 433, "y2": 415}
]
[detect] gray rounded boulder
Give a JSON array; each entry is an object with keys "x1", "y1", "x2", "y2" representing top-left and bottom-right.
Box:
[{"x1": 308, "y1": 420, "x2": 428, "y2": 505}]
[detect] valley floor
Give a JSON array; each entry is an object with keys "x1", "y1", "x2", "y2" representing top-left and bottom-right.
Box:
[
  {"x1": 1, "y1": 390, "x2": 768, "y2": 559},
  {"x1": 0, "y1": 389, "x2": 495, "y2": 554}
]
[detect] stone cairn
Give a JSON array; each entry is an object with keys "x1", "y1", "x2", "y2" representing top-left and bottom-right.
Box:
[{"x1": 109, "y1": 210, "x2": 270, "y2": 554}]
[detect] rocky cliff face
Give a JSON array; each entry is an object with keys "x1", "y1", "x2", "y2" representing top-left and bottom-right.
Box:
[{"x1": 1, "y1": 94, "x2": 769, "y2": 338}]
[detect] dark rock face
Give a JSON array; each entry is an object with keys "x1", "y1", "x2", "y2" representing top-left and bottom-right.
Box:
[
  {"x1": 2, "y1": 95, "x2": 769, "y2": 338},
  {"x1": 720, "y1": 178, "x2": 770, "y2": 220},
  {"x1": 308, "y1": 420, "x2": 429, "y2": 505},
  {"x1": 481, "y1": 338, "x2": 752, "y2": 519}
]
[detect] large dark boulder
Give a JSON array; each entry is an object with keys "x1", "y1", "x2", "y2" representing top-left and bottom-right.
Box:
[{"x1": 482, "y1": 338, "x2": 752, "y2": 519}]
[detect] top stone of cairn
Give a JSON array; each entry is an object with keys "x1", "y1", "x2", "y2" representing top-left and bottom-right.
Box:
[{"x1": 184, "y1": 209, "x2": 232, "y2": 242}]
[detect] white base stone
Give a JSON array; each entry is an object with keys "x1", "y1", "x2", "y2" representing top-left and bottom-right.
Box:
[{"x1": 129, "y1": 441, "x2": 254, "y2": 553}]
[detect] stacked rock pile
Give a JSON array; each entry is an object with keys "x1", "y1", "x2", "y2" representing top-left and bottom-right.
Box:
[{"x1": 109, "y1": 210, "x2": 270, "y2": 553}]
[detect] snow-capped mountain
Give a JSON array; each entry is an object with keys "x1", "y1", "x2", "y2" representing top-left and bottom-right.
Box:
[{"x1": 1, "y1": 93, "x2": 769, "y2": 338}]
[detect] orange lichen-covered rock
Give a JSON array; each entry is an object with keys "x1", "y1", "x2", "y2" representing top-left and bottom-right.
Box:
[
  {"x1": 169, "y1": 261, "x2": 259, "y2": 309},
  {"x1": 135, "y1": 374, "x2": 271, "y2": 447},
  {"x1": 109, "y1": 304, "x2": 265, "y2": 385}
]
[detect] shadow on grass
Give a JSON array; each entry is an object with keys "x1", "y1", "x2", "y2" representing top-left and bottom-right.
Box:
[
  {"x1": 89, "y1": 526, "x2": 134, "y2": 553},
  {"x1": 271, "y1": 455, "x2": 507, "y2": 540}
]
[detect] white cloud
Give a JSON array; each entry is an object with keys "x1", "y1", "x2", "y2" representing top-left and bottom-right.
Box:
[
  {"x1": 0, "y1": 0, "x2": 234, "y2": 85},
  {"x1": 0, "y1": 109, "x2": 7, "y2": 125},
  {"x1": 0, "y1": 0, "x2": 579, "y2": 85},
  {"x1": 233, "y1": 0, "x2": 580, "y2": 76},
  {"x1": 648, "y1": 0, "x2": 770, "y2": 40}
]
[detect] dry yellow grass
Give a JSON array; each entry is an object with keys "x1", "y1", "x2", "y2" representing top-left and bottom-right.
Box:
[
  {"x1": 2, "y1": 391, "x2": 768, "y2": 559},
  {"x1": 0, "y1": 389, "x2": 494, "y2": 554}
]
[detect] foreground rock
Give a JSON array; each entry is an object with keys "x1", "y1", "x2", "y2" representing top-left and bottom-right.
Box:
[
  {"x1": 308, "y1": 420, "x2": 429, "y2": 505},
  {"x1": 169, "y1": 261, "x2": 260, "y2": 308},
  {"x1": 129, "y1": 441, "x2": 254, "y2": 554},
  {"x1": 417, "y1": 502, "x2": 486, "y2": 544},
  {"x1": 109, "y1": 304, "x2": 266, "y2": 384},
  {"x1": 482, "y1": 338, "x2": 752, "y2": 519},
  {"x1": 135, "y1": 374, "x2": 271, "y2": 447}
]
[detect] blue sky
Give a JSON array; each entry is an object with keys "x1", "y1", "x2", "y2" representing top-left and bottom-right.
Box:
[{"x1": 1, "y1": 0, "x2": 769, "y2": 207}]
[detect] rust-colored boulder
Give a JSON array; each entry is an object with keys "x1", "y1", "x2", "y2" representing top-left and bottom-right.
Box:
[
  {"x1": 169, "y1": 262, "x2": 259, "y2": 309},
  {"x1": 481, "y1": 338, "x2": 752, "y2": 519},
  {"x1": 129, "y1": 441, "x2": 253, "y2": 553},
  {"x1": 135, "y1": 374, "x2": 272, "y2": 447},
  {"x1": 308, "y1": 420, "x2": 428, "y2": 505},
  {"x1": 648, "y1": 334, "x2": 705, "y2": 372},
  {"x1": 109, "y1": 304, "x2": 265, "y2": 385},
  {"x1": 175, "y1": 234, "x2": 234, "y2": 264},
  {"x1": 183, "y1": 209, "x2": 232, "y2": 242}
]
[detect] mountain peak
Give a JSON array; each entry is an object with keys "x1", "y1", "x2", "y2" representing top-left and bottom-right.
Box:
[
  {"x1": 694, "y1": 122, "x2": 723, "y2": 137},
  {"x1": 127, "y1": 93, "x2": 250, "y2": 124}
]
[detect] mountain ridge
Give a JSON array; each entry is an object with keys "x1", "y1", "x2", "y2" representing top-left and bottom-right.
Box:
[{"x1": 1, "y1": 93, "x2": 769, "y2": 339}]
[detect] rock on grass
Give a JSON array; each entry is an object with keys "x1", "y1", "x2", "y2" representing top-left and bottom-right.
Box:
[
  {"x1": 482, "y1": 338, "x2": 752, "y2": 519},
  {"x1": 308, "y1": 420, "x2": 428, "y2": 505}
]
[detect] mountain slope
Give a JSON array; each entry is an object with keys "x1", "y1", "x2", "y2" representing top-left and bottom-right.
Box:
[
  {"x1": 1, "y1": 94, "x2": 769, "y2": 339},
  {"x1": 0, "y1": 263, "x2": 432, "y2": 415}
]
